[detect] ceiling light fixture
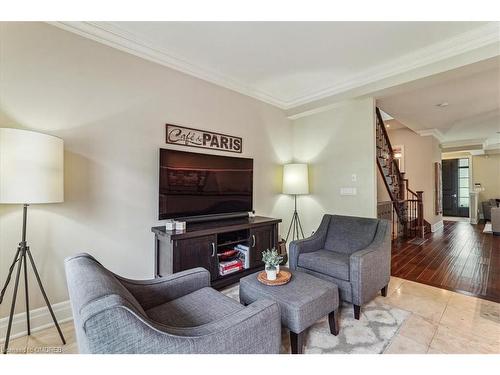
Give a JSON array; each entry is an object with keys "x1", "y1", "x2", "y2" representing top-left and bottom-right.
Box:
[
  {"x1": 386, "y1": 124, "x2": 390, "y2": 128},
  {"x1": 436, "y1": 102, "x2": 449, "y2": 108}
]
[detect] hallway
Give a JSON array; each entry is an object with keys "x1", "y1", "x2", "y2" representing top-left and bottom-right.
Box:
[{"x1": 391, "y1": 221, "x2": 500, "y2": 303}]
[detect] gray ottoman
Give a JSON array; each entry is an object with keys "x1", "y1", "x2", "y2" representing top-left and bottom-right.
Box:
[{"x1": 239, "y1": 268, "x2": 339, "y2": 354}]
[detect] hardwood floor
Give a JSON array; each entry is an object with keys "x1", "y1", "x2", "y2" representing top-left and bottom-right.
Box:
[{"x1": 392, "y1": 220, "x2": 500, "y2": 303}]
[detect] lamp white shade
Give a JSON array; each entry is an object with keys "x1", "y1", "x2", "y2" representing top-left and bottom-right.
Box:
[
  {"x1": 283, "y1": 163, "x2": 309, "y2": 195},
  {"x1": 0, "y1": 128, "x2": 64, "y2": 204}
]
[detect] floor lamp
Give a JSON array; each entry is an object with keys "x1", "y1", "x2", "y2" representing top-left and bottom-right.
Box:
[
  {"x1": 0, "y1": 128, "x2": 66, "y2": 354},
  {"x1": 283, "y1": 163, "x2": 309, "y2": 242}
]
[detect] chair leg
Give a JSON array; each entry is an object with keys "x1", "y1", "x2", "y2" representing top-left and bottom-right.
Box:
[
  {"x1": 353, "y1": 304, "x2": 361, "y2": 320},
  {"x1": 328, "y1": 309, "x2": 339, "y2": 335},
  {"x1": 381, "y1": 285, "x2": 388, "y2": 297},
  {"x1": 290, "y1": 331, "x2": 304, "y2": 354}
]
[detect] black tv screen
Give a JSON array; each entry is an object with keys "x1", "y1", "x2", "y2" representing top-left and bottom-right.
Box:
[{"x1": 159, "y1": 149, "x2": 253, "y2": 220}]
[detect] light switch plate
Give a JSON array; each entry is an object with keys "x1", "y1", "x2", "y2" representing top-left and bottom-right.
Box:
[
  {"x1": 340, "y1": 187, "x2": 357, "y2": 196},
  {"x1": 351, "y1": 174, "x2": 357, "y2": 182}
]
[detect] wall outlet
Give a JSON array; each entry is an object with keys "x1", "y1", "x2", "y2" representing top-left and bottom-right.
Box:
[{"x1": 340, "y1": 187, "x2": 357, "y2": 196}]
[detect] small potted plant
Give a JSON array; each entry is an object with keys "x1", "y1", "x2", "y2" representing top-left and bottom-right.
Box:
[{"x1": 262, "y1": 248, "x2": 282, "y2": 281}]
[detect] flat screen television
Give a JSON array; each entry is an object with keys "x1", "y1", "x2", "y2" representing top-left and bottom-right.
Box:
[{"x1": 159, "y1": 149, "x2": 253, "y2": 220}]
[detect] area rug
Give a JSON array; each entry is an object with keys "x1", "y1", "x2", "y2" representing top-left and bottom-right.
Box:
[
  {"x1": 222, "y1": 284, "x2": 410, "y2": 354},
  {"x1": 483, "y1": 222, "x2": 492, "y2": 234}
]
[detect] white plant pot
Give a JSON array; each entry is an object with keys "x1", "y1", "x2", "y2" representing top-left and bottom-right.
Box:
[{"x1": 266, "y1": 269, "x2": 277, "y2": 281}]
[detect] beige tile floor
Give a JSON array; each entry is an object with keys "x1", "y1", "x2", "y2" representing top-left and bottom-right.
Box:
[{"x1": 4, "y1": 276, "x2": 500, "y2": 354}]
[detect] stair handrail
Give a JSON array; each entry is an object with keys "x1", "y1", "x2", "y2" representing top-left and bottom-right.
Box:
[
  {"x1": 375, "y1": 108, "x2": 403, "y2": 210},
  {"x1": 376, "y1": 108, "x2": 403, "y2": 179},
  {"x1": 375, "y1": 107, "x2": 425, "y2": 239}
]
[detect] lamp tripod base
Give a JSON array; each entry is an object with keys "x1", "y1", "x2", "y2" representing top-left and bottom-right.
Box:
[
  {"x1": 0, "y1": 204, "x2": 65, "y2": 354},
  {"x1": 285, "y1": 195, "x2": 305, "y2": 243}
]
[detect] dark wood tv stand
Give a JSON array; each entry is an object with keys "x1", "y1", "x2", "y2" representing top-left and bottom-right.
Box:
[{"x1": 151, "y1": 216, "x2": 281, "y2": 289}]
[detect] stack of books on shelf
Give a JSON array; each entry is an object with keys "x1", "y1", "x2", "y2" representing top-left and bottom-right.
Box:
[
  {"x1": 217, "y1": 243, "x2": 251, "y2": 276},
  {"x1": 218, "y1": 259, "x2": 244, "y2": 276},
  {"x1": 235, "y1": 244, "x2": 250, "y2": 269},
  {"x1": 218, "y1": 248, "x2": 242, "y2": 275}
]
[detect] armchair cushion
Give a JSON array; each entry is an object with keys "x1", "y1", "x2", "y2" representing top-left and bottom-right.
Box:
[
  {"x1": 298, "y1": 250, "x2": 350, "y2": 281},
  {"x1": 146, "y1": 287, "x2": 244, "y2": 327},
  {"x1": 116, "y1": 267, "x2": 210, "y2": 310},
  {"x1": 324, "y1": 215, "x2": 379, "y2": 254},
  {"x1": 288, "y1": 215, "x2": 331, "y2": 270}
]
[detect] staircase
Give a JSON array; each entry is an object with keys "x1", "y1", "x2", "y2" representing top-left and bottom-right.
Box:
[{"x1": 375, "y1": 108, "x2": 427, "y2": 240}]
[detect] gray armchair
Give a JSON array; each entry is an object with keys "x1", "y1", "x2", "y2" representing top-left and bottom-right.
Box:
[
  {"x1": 289, "y1": 215, "x2": 391, "y2": 320},
  {"x1": 482, "y1": 199, "x2": 499, "y2": 221},
  {"x1": 65, "y1": 253, "x2": 281, "y2": 354}
]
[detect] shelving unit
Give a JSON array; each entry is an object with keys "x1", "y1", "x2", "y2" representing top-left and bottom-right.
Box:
[{"x1": 152, "y1": 216, "x2": 281, "y2": 289}]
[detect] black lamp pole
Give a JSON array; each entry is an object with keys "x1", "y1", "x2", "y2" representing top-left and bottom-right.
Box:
[
  {"x1": 285, "y1": 195, "x2": 305, "y2": 243},
  {"x1": 0, "y1": 204, "x2": 66, "y2": 354}
]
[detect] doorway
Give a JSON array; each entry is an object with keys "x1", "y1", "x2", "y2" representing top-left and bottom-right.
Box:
[{"x1": 442, "y1": 158, "x2": 470, "y2": 217}]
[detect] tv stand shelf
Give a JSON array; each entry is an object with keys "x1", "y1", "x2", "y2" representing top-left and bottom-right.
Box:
[
  {"x1": 151, "y1": 216, "x2": 281, "y2": 289},
  {"x1": 217, "y1": 239, "x2": 248, "y2": 248}
]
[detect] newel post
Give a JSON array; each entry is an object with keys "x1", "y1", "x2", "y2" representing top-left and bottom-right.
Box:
[{"x1": 416, "y1": 191, "x2": 424, "y2": 238}]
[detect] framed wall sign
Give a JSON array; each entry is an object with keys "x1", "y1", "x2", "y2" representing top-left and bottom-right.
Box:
[{"x1": 166, "y1": 124, "x2": 242, "y2": 153}]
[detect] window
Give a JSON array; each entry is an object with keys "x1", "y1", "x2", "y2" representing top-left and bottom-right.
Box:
[{"x1": 458, "y1": 158, "x2": 470, "y2": 208}]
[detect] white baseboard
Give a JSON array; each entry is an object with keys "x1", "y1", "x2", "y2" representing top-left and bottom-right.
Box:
[
  {"x1": 0, "y1": 300, "x2": 73, "y2": 343},
  {"x1": 431, "y1": 220, "x2": 444, "y2": 232}
]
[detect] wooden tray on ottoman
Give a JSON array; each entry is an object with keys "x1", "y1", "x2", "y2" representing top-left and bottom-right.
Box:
[{"x1": 257, "y1": 270, "x2": 292, "y2": 286}]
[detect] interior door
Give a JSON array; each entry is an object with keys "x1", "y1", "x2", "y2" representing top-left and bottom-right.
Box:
[
  {"x1": 457, "y1": 158, "x2": 470, "y2": 218},
  {"x1": 250, "y1": 225, "x2": 276, "y2": 268},
  {"x1": 176, "y1": 234, "x2": 218, "y2": 280},
  {"x1": 442, "y1": 159, "x2": 459, "y2": 216}
]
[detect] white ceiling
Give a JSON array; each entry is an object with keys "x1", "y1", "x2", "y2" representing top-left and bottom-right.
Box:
[
  {"x1": 51, "y1": 21, "x2": 498, "y2": 111},
  {"x1": 377, "y1": 56, "x2": 500, "y2": 150}
]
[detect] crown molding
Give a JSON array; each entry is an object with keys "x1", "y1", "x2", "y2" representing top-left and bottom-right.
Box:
[
  {"x1": 287, "y1": 99, "x2": 353, "y2": 120},
  {"x1": 440, "y1": 139, "x2": 500, "y2": 154},
  {"x1": 469, "y1": 149, "x2": 486, "y2": 156},
  {"x1": 48, "y1": 21, "x2": 500, "y2": 112},
  {"x1": 416, "y1": 129, "x2": 445, "y2": 143},
  {"x1": 441, "y1": 138, "x2": 486, "y2": 149},
  {"x1": 48, "y1": 21, "x2": 288, "y2": 109},
  {"x1": 485, "y1": 137, "x2": 500, "y2": 150},
  {"x1": 285, "y1": 22, "x2": 500, "y2": 109}
]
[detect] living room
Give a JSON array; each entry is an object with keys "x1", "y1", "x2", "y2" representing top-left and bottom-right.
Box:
[{"x1": 1, "y1": 1, "x2": 499, "y2": 373}]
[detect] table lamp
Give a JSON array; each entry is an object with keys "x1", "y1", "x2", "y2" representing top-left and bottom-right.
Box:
[
  {"x1": 282, "y1": 163, "x2": 309, "y2": 242},
  {"x1": 0, "y1": 128, "x2": 66, "y2": 354}
]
